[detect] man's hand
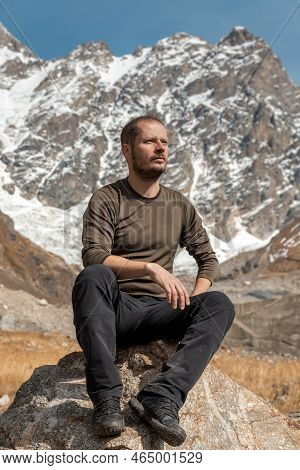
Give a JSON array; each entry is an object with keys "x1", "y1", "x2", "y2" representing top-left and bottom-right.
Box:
[{"x1": 146, "y1": 263, "x2": 190, "y2": 310}]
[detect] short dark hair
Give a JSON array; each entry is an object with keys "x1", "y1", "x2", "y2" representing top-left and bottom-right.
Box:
[{"x1": 120, "y1": 114, "x2": 166, "y2": 148}]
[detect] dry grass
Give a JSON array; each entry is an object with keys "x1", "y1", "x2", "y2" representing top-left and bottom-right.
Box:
[
  {"x1": 0, "y1": 330, "x2": 299, "y2": 415},
  {"x1": 212, "y1": 346, "x2": 300, "y2": 413},
  {"x1": 0, "y1": 330, "x2": 81, "y2": 413}
]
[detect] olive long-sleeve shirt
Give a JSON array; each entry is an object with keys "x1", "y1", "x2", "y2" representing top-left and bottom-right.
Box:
[{"x1": 82, "y1": 176, "x2": 219, "y2": 299}]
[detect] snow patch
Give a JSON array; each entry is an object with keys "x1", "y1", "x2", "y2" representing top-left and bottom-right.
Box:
[{"x1": 100, "y1": 48, "x2": 151, "y2": 87}]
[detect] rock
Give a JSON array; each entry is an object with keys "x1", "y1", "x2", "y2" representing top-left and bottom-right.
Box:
[
  {"x1": 0, "y1": 210, "x2": 80, "y2": 305},
  {"x1": 247, "y1": 289, "x2": 289, "y2": 300},
  {"x1": 0, "y1": 285, "x2": 75, "y2": 336},
  {"x1": 225, "y1": 293, "x2": 300, "y2": 357},
  {"x1": 37, "y1": 298, "x2": 48, "y2": 306},
  {"x1": 285, "y1": 411, "x2": 300, "y2": 422},
  {"x1": 2, "y1": 183, "x2": 15, "y2": 194},
  {"x1": 0, "y1": 343, "x2": 298, "y2": 450},
  {"x1": 1, "y1": 23, "x2": 299, "y2": 246},
  {"x1": 0, "y1": 395, "x2": 10, "y2": 407},
  {"x1": 218, "y1": 218, "x2": 300, "y2": 281}
]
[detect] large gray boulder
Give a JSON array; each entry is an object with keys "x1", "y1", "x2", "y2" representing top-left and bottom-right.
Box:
[{"x1": 0, "y1": 342, "x2": 299, "y2": 450}]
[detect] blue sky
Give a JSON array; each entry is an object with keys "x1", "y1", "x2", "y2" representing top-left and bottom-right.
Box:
[{"x1": 0, "y1": 0, "x2": 299, "y2": 85}]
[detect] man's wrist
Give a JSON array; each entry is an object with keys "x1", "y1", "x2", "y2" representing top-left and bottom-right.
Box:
[
  {"x1": 145, "y1": 262, "x2": 155, "y2": 276},
  {"x1": 192, "y1": 277, "x2": 212, "y2": 295}
]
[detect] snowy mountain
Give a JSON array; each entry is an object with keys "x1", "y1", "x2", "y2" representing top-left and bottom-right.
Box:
[
  {"x1": 0, "y1": 210, "x2": 79, "y2": 304},
  {"x1": 217, "y1": 217, "x2": 300, "y2": 280},
  {"x1": 0, "y1": 22, "x2": 299, "y2": 269}
]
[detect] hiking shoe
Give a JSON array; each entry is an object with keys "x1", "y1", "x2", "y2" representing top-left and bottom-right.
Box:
[
  {"x1": 91, "y1": 396, "x2": 125, "y2": 437},
  {"x1": 129, "y1": 394, "x2": 186, "y2": 447}
]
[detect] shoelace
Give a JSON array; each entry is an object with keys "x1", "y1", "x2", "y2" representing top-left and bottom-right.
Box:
[{"x1": 94, "y1": 397, "x2": 121, "y2": 415}]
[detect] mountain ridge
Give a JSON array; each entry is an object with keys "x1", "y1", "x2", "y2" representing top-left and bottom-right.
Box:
[{"x1": 0, "y1": 22, "x2": 298, "y2": 269}]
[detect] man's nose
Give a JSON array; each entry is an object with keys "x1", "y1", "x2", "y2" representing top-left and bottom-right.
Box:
[{"x1": 155, "y1": 141, "x2": 164, "y2": 150}]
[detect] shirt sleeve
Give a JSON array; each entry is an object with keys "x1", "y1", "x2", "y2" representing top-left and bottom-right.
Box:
[
  {"x1": 179, "y1": 196, "x2": 220, "y2": 286},
  {"x1": 81, "y1": 188, "x2": 117, "y2": 267}
]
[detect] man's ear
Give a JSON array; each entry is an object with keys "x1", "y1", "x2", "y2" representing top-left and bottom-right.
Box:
[
  {"x1": 121, "y1": 143, "x2": 129, "y2": 157},
  {"x1": 122, "y1": 144, "x2": 130, "y2": 165}
]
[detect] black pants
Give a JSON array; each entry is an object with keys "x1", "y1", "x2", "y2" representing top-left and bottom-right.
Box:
[{"x1": 72, "y1": 264, "x2": 235, "y2": 409}]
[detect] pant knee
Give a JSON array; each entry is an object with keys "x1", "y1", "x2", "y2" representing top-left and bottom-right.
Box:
[
  {"x1": 197, "y1": 290, "x2": 235, "y2": 325},
  {"x1": 74, "y1": 263, "x2": 116, "y2": 285},
  {"x1": 214, "y1": 291, "x2": 236, "y2": 326},
  {"x1": 209, "y1": 290, "x2": 234, "y2": 307}
]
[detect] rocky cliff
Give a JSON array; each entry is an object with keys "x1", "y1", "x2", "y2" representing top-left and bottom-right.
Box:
[{"x1": 0, "y1": 22, "x2": 299, "y2": 267}]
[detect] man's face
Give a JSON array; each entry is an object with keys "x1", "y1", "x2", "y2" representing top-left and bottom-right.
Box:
[{"x1": 125, "y1": 120, "x2": 169, "y2": 181}]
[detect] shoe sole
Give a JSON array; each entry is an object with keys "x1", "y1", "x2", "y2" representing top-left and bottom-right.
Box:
[
  {"x1": 92, "y1": 419, "x2": 125, "y2": 437},
  {"x1": 92, "y1": 423, "x2": 125, "y2": 437},
  {"x1": 129, "y1": 398, "x2": 186, "y2": 447}
]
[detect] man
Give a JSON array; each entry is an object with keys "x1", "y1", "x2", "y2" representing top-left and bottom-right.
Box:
[{"x1": 72, "y1": 114, "x2": 235, "y2": 447}]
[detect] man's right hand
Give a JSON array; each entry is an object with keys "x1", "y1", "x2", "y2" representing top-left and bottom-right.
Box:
[{"x1": 146, "y1": 263, "x2": 190, "y2": 310}]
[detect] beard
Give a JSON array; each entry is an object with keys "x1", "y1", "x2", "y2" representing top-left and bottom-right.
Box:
[{"x1": 131, "y1": 146, "x2": 167, "y2": 181}]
